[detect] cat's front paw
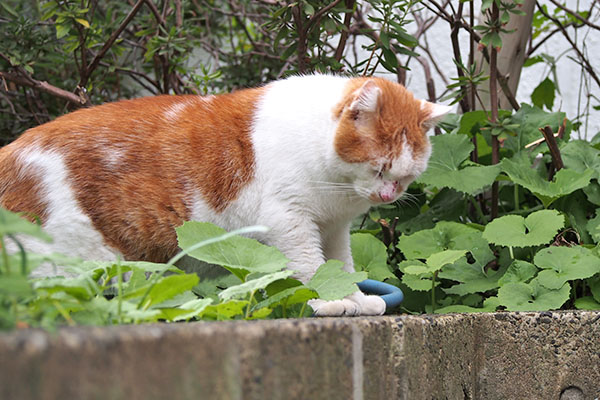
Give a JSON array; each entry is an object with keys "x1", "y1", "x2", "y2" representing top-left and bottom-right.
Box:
[
  {"x1": 308, "y1": 291, "x2": 386, "y2": 317},
  {"x1": 308, "y1": 298, "x2": 361, "y2": 317}
]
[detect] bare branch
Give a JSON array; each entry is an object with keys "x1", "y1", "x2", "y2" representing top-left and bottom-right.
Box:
[
  {"x1": 334, "y1": 0, "x2": 355, "y2": 63},
  {"x1": 83, "y1": 0, "x2": 146, "y2": 86},
  {"x1": 548, "y1": 0, "x2": 600, "y2": 31},
  {"x1": 0, "y1": 71, "x2": 86, "y2": 106},
  {"x1": 536, "y1": 1, "x2": 600, "y2": 89}
]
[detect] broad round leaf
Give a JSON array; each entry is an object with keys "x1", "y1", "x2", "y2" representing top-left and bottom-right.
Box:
[
  {"x1": 482, "y1": 209, "x2": 564, "y2": 248},
  {"x1": 502, "y1": 156, "x2": 593, "y2": 207},
  {"x1": 418, "y1": 134, "x2": 501, "y2": 194},
  {"x1": 176, "y1": 222, "x2": 288, "y2": 277},
  {"x1": 351, "y1": 233, "x2": 394, "y2": 281},
  {"x1": 498, "y1": 260, "x2": 538, "y2": 286},
  {"x1": 534, "y1": 246, "x2": 600, "y2": 289},
  {"x1": 307, "y1": 260, "x2": 366, "y2": 301},
  {"x1": 497, "y1": 279, "x2": 570, "y2": 311}
]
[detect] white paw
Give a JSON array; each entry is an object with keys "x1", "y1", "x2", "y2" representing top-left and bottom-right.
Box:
[
  {"x1": 308, "y1": 298, "x2": 361, "y2": 317},
  {"x1": 349, "y1": 292, "x2": 386, "y2": 316},
  {"x1": 308, "y1": 291, "x2": 386, "y2": 317}
]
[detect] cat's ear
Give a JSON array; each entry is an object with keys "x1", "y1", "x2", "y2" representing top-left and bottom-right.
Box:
[
  {"x1": 350, "y1": 80, "x2": 381, "y2": 114},
  {"x1": 421, "y1": 100, "x2": 452, "y2": 129}
]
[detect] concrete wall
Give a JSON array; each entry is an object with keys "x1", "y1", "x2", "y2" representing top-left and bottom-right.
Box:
[{"x1": 1, "y1": 311, "x2": 598, "y2": 400}]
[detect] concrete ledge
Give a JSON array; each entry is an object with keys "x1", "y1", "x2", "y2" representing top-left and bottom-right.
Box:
[{"x1": 1, "y1": 312, "x2": 599, "y2": 400}]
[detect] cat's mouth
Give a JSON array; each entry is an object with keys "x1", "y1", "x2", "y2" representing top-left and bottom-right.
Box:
[{"x1": 367, "y1": 181, "x2": 402, "y2": 204}]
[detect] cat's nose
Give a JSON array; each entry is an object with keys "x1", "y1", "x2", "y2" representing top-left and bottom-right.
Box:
[{"x1": 379, "y1": 180, "x2": 402, "y2": 202}]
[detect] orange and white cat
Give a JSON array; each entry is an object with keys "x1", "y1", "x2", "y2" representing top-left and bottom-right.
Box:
[{"x1": 0, "y1": 74, "x2": 449, "y2": 316}]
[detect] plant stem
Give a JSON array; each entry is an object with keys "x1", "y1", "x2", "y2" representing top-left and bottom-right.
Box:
[
  {"x1": 0, "y1": 236, "x2": 10, "y2": 274},
  {"x1": 468, "y1": 195, "x2": 488, "y2": 224},
  {"x1": 489, "y1": 2, "x2": 500, "y2": 220},
  {"x1": 431, "y1": 271, "x2": 438, "y2": 313},
  {"x1": 509, "y1": 246, "x2": 514, "y2": 260},
  {"x1": 53, "y1": 300, "x2": 75, "y2": 326},
  {"x1": 117, "y1": 262, "x2": 123, "y2": 324},
  {"x1": 245, "y1": 291, "x2": 255, "y2": 319},
  {"x1": 299, "y1": 301, "x2": 308, "y2": 318}
]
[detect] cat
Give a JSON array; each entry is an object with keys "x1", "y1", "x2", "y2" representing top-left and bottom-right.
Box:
[{"x1": 0, "y1": 74, "x2": 449, "y2": 316}]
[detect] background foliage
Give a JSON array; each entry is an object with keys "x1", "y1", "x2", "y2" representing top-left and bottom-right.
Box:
[{"x1": 1, "y1": 0, "x2": 600, "y2": 329}]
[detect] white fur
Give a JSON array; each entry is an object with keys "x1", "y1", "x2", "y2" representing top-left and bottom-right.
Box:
[
  {"x1": 13, "y1": 146, "x2": 121, "y2": 276},
  {"x1": 163, "y1": 102, "x2": 188, "y2": 122}
]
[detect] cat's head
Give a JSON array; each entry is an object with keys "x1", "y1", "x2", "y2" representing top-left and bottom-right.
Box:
[{"x1": 333, "y1": 77, "x2": 450, "y2": 204}]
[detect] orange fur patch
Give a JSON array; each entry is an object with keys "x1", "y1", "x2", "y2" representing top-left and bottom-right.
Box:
[
  {"x1": 0, "y1": 89, "x2": 262, "y2": 262},
  {"x1": 333, "y1": 77, "x2": 430, "y2": 164},
  {"x1": 0, "y1": 150, "x2": 48, "y2": 223}
]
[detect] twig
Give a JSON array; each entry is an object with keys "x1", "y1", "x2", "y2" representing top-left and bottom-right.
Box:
[
  {"x1": 548, "y1": 0, "x2": 600, "y2": 31},
  {"x1": 82, "y1": 0, "x2": 146, "y2": 87},
  {"x1": 334, "y1": 0, "x2": 355, "y2": 63},
  {"x1": 540, "y1": 125, "x2": 564, "y2": 180},
  {"x1": 0, "y1": 71, "x2": 86, "y2": 106},
  {"x1": 536, "y1": 1, "x2": 600, "y2": 89},
  {"x1": 490, "y1": 3, "x2": 500, "y2": 220}
]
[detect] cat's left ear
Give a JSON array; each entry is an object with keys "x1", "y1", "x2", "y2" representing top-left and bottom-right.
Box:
[
  {"x1": 421, "y1": 100, "x2": 452, "y2": 129},
  {"x1": 350, "y1": 80, "x2": 381, "y2": 114}
]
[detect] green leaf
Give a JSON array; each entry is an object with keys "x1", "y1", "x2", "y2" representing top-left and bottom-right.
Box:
[
  {"x1": 1, "y1": 2, "x2": 19, "y2": 17},
  {"x1": 574, "y1": 296, "x2": 600, "y2": 310},
  {"x1": 441, "y1": 263, "x2": 507, "y2": 296},
  {"x1": 202, "y1": 300, "x2": 248, "y2": 320},
  {"x1": 562, "y1": 140, "x2": 600, "y2": 179},
  {"x1": 481, "y1": 0, "x2": 494, "y2": 11},
  {"x1": 75, "y1": 18, "x2": 90, "y2": 28},
  {"x1": 588, "y1": 274, "x2": 600, "y2": 303},
  {"x1": 351, "y1": 233, "x2": 394, "y2": 281},
  {"x1": 458, "y1": 111, "x2": 489, "y2": 137},
  {"x1": 418, "y1": 134, "x2": 501, "y2": 194},
  {"x1": 380, "y1": 31, "x2": 390, "y2": 49},
  {"x1": 587, "y1": 210, "x2": 600, "y2": 242},
  {"x1": 162, "y1": 298, "x2": 213, "y2": 322},
  {"x1": 497, "y1": 279, "x2": 570, "y2": 311},
  {"x1": 0, "y1": 275, "x2": 34, "y2": 297},
  {"x1": 399, "y1": 221, "x2": 490, "y2": 260},
  {"x1": 136, "y1": 274, "x2": 199, "y2": 309},
  {"x1": 396, "y1": 188, "x2": 466, "y2": 236},
  {"x1": 531, "y1": 78, "x2": 555, "y2": 110},
  {"x1": 176, "y1": 222, "x2": 288, "y2": 280},
  {"x1": 400, "y1": 270, "x2": 437, "y2": 292},
  {"x1": 55, "y1": 24, "x2": 70, "y2": 39},
  {"x1": 583, "y1": 181, "x2": 600, "y2": 206},
  {"x1": 523, "y1": 55, "x2": 544, "y2": 67},
  {"x1": 434, "y1": 298, "x2": 498, "y2": 314},
  {"x1": 0, "y1": 208, "x2": 51, "y2": 241},
  {"x1": 534, "y1": 246, "x2": 600, "y2": 289},
  {"x1": 502, "y1": 156, "x2": 593, "y2": 207},
  {"x1": 482, "y1": 209, "x2": 564, "y2": 247},
  {"x1": 218, "y1": 270, "x2": 293, "y2": 301},
  {"x1": 307, "y1": 260, "x2": 366, "y2": 301},
  {"x1": 253, "y1": 286, "x2": 317, "y2": 310},
  {"x1": 425, "y1": 250, "x2": 467, "y2": 271},
  {"x1": 33, "y1": 275, "x2": 97, "y2": 301},
  {"x1": 504, "y1": 104, "x2": 568, "y2": 153},
  {"x1": 498, "y1": 260, "x2": 538, "y2": 286}
]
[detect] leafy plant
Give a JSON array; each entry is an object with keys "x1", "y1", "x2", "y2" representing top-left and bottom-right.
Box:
[{"x1": 0, "y1": 213, "x2": 369, "y2": 330}]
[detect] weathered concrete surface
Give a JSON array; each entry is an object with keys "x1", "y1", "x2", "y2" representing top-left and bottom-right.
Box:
[
  {"x1": 399, "y1": 312, "x2": 600, "y2": 400},
  {"x1": 0, "y1": 311, "x2": 598, "y2": 400}
]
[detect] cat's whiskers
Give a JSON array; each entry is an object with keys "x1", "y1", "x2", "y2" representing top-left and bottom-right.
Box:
[
  {"x1": 396, "y1": 192, "x2": 420, "y2": 207},
  {"x1": 308, "y1": 180, "x2": 372, "y2": 200}
]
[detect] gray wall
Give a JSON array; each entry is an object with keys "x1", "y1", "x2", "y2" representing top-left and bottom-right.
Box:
[{"x1": 1, "y1": 311, "x2": 599, "y2": 400}]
